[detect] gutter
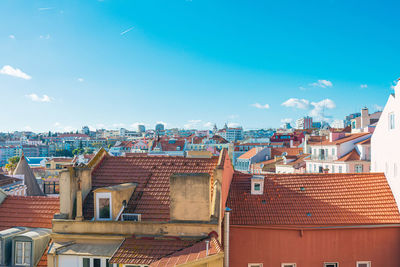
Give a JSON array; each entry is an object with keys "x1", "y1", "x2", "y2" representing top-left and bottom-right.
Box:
[{"x1": 230, "y1": 224, "x2": 400, "y2": 230}]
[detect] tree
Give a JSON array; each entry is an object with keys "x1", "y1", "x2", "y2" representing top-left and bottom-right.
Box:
[{"x1": 5, "y1": 156, "x2": 20, "y2": 173}]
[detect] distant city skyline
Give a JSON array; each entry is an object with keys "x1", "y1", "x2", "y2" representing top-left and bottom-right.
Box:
[{"x1": 0, "y1": 0, "x2": 397, "y2": 132}]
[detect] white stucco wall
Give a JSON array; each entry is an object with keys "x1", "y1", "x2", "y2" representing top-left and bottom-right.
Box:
[{"x1": 371, "y1": 85, "x2": 400, "y2": 206}]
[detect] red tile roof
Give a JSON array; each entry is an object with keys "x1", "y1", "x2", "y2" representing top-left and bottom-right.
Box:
[
  {"x1": 336, "y1": 149, "x2": 361, "y2": 162},
  {"x1": 83, "y1": 155, "x2": 219, "y2": 221},
  {"x1": 150, "y1": 236, "x2": 222, "y2": 267},
  {"x1": 0, "y1": 196, "x2": 59, "y2": 230},
  {"x1": 227, "y1": 172, "x2": 400, "y2": 225},
  {"x1": 317, "y1": 133, "x2": 370, "y2": 146},
  {"x1": 37, "y1": 245, "x2": 49, "y2": 267},
  {"x1": 151, "y1": 139, "x2": 186, "y2": 151},
  {"x1": 109, "y1": 237, "x2": 198, "y2": 265}
]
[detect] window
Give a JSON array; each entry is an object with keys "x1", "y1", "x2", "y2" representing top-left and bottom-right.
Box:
[
  {"x1": 389, "y1": 112, "x2": 395, "y2": 130},
  {"x1": 357, "y1": 262, "x2": 371, "y2": 267},
  {"x1": 282, "y1": 264, "x2": 296, "y2": 267},
  {"x1": 324, "y1": 263, "x2": 338, "y2": 267},
  {"x1": 338, "y1": 166, "x2": 342, "y2": 173},
  {"x1": 15, "y1": 241, "x2": 31, "y2": 265},
  {"x1": 83, "y1": 258, "x2": 90, "y2": 267},
  {"x1": 96, "y1": 192, "x2": 112, "y2": 220},
  {"x1": 254, "y1": 183, "x2": 261, "y2": 191},
  {"x1": 93, "y1": 258, "x2": 101, "y2": 267},
  {"x1": 248, "y1": 264, "x2": 263, "y2": 267},
  {"x1": 355, "y1": 165, "x2": 363, "y2": 173},
  {"x1": 331, "y1": 165, "x2": 335, "y2": 173},
  {"x1": 332, "y1": 148, "x2": 335, "y2": 156}
]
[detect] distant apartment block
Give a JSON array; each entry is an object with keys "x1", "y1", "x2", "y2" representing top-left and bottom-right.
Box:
[{"x1": 296, "y1": 116, "x2": 313, "y2": 129}]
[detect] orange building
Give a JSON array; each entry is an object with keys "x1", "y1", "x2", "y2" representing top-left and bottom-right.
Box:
[{"x1": 226, "y1": 172, "x2": 400, "y2": 267}]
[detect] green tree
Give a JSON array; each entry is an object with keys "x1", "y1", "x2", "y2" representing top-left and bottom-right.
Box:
[{"x1": 5, "y1": 156, "x2": 20, "y2": 173}]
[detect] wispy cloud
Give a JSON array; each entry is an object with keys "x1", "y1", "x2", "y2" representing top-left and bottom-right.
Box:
[
  {"x1": 251, "y1": 103, "x2": 270, "y2": 110},
  {"x1": 40, "y1": 34, "x2": 51, "y2": 39},
  {"x1": 26, "y1": 93, "x2": 53, "y2": 103},
  {"x1": 360, "y1": 84, "x2": 368, "y2": 88},
  {"x1": 373, "y1": 104, "x2": 383, "y2": 111},
  {"x1": 77, "y1": 78, "x2": 84, "y2": 82},
  {"x1": 309, "y1": 79, "x2": 333, "y2": 88},
  {"x1": 227, "y1": 122, "x2": 241, "y2": 128},
  {"x1": 9, "y1": 35, "x2": 15, "y2": 39},
  {"x1": 0, "y1": 65, "x2": 31, "y2": 80},
  {"x1": 120, "y1": 27, "x2": 134, "y2": 35},
  {"x1": 38, "y1": 7, "x2": 55, "y2": 11},
  {"x1": 184, "y1": 120, "x2": 202, "y2": 129}
]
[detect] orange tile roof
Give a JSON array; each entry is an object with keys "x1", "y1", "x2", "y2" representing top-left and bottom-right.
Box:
[
  {"x1": 238, "y1": 147, "x2": 260, "y2": 160},
  {"x1": 227, "y1": 172, "x2": 400, "y2": 225},
  {"x1": 83, "y1": 155, "x2": 219, "y2": 221},
  {"x1": 150, "y1": 236, "x2": 222, "y2": 267},
  {"x1": 336, "y1": 149, "x2": 361, "y2": 162},
  {"x1": 0, "y1": 196, "x2": 59, "y2": 230},
  {"x1": 37, "y1": 245, "x2": 49, "y2": 267},
  {"x1": 317, "y1": 133, "x2": 370, "y2": 146},
  {"x1": 109, "y1": 237, "x2": 198, "y2": 265}
]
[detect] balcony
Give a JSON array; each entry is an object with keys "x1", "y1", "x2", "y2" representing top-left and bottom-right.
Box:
[{"x1": 310, "y1": 155, "x2": 338, "y2": 161}]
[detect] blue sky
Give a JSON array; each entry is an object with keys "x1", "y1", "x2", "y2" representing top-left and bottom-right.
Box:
[{"x1": 0, "y1": 0, "x2": 399, "y2": 132}]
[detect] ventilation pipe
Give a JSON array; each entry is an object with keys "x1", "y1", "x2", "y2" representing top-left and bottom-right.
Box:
[{"x1": 224, "y1": 207, "x2": 232, "y2": 267}]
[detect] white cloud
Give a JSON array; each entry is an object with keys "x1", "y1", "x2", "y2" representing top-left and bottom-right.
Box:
[
  {"x1": 251, "y1": 103, "x2": 270, "y2": 110},
  {"x1": 26, "y1": 93, "x2": 53, "y2": 102},
  {"x1": 281, "y1": 118, "x2": 293, "y2": 123},
  {"x1": 24, "y1": 126, "x2": 33, "y2": 131},
  {"x1": 373, "y1": 104, "x2": 383, "y2": 111},
  {"x1": 227, "y1": 122, "x2": 241, "y2": 128},
  {"x1": 77, "y1": 78, "x2": 84, "y2": 82},
  {"x1": 360, "y1": 84, "x2": 368, "y2": 88},
  {"x1": 282, "y1": 98, "x2": 335, "y2": 121},
  {"x1": 40, "y1": 34, "x2": 51, "y2": 39},
  {"x1": 0, "y1": 65, "x2": 31, "y2": 80},
  {"x1": 112, "y1": 123, "x2": 125, "y2": 129},
  {"x1": 203, "y1": 122, "x2": 214, "y2": 128},
  {"x1": 309, "y1": 79, "x2": 333, "y2": 88},
  {"x1": 228, "y1": 114, "x2": 239, "y2": 119},
  {"x1": 184, "y1": 120, "x2": 203, "y2": 129},
  {"x1": 9, "y1": 35, "x2": 15, "y2": 39},
  {"x1": 309, "y1": 99, "x2": 336, "y2": 121},
  {"x1": 53, "y1": 122, "x2": 76, "y2": 132},
  {"x1": 281, "y1": 98, "x2": 310, "y2": 109}
]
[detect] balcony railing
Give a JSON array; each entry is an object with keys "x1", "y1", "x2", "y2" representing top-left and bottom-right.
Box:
[{"x1": 310, "y1": 155, "x2": 338, "y2": 161}]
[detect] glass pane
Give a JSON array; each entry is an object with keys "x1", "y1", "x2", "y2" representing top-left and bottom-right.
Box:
[
  {"x1": 83, "y1": 258, "x2": 90, "y2": 267},
  {"x1": 15, "y1": 242, "x2": 23, "y2": 264},
  {"x1": 93, "y1": 258, "x2": 101, "y2": 267},
  {"x1": 24, "y1": 242, "x2": 31, "y2": 264},
  {"x1": 106, "y1": 259, "x2": 111, "y2": 267},
  {"x1": 99, "y1": 197, "x2": 110, "y2": 219}
]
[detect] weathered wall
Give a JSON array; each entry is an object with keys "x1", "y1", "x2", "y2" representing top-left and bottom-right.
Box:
[
  {"x1": 52, "y1": 220, "x2": 218, "y2": 237},
  {"x1": 229, "y1": 225, "x2": 400, "y2": 267},
  {"x1": 170, "y1": 173, "x2": 210, "y2": 221}
]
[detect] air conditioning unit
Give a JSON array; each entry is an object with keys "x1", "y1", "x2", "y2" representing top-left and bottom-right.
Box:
[{"x1": 121, "y1": 213, "x2": 141, "y2": 222}]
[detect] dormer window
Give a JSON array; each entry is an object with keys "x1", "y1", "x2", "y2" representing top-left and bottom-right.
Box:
[
  {"x1": 251, "y1": 175, "x2": 264, "y2": 195},
  {"x1": 15, "y1": 241, "x2": 31, "y2": 266},
  {"x1": 96, "y1": 192, "x2": 112, "y2": 220}
]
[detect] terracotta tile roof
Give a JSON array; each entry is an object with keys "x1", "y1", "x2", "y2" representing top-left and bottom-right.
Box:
[
  {"x1": 336, "y1": 149, "x2": 361, "y2": 162},
  {"x1": 271, "y1": 148, "x2": 302, "y2": 158},
  {"x1": 356, "y1": 138, "x2": 371, "y2": 145},
  {"x1": 210, "y1": 135, "x2": 228, "y2": 144},
  {"x1": 227, "y1": 172, "x2": 400, "y2": 225},
  {"x1": 37, "y1": 245, "x2": 49, "y2": 267},
  {"x1": 0, "y1": 196, "x2": 59, "y2": 230},
  {"x1": 152, "y1": 139, "x2": 186, "y2": 151},
  {"x1": 109, "y1": 237, "x2": 198, "y2": 265},
  {"x1": 150, "y1": 236, "x2": 222, "y2": 267},
  {"x1": 238, "y1": 148, "x2": 260, "y2": 160},
  {"x1": 317, "y1": 133, "x2": 370, "y2": 146},
  {"x1": 83, "y1": 155, "x2": 219, "y2": 221}
]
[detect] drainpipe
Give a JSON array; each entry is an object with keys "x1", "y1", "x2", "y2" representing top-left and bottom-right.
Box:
[{"x1": 224, "y1": 207, "x2": 232, "y2": 267}]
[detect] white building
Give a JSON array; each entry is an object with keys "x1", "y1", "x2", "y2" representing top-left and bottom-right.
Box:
[
  {"x1": 371, "y1": 81, "x2": 400, "y2": 206},
  {"x1": 296, "y1": 116, "x2": 313, "y2": 129},
  {"x1": 305, "y1": 132, "x2": 371, "y2": 173}
]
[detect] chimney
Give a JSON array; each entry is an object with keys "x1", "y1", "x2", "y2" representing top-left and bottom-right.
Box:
[
  {"x1": 361, "y1": 107, "x2": 369, "y2": 129},
  {"x1": 251, "y1": 175, "x2": 264, "y2": 195},
  {"x1": 224, "y1": 207, "x2": 231, "y2": 267}
]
